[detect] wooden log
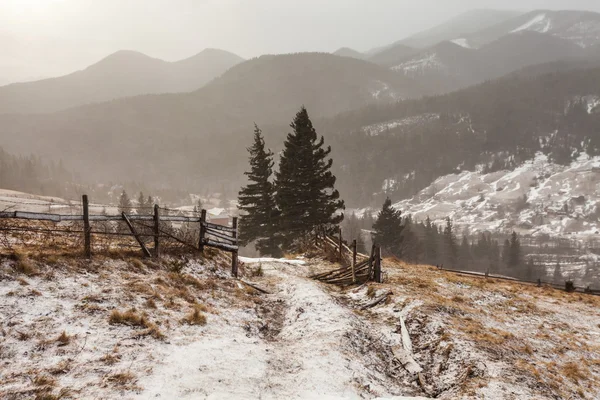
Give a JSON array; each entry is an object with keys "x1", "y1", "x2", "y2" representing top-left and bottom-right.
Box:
[
  {"x1": 82, "y1": 195, "x2": 91, "y2": 259},
  {"x1": 202, "y1": 221, "x2": 236, "y2": 233},
  {"x1": 399, "y1": 314, "x2": 413, "y2": 354},
  {"x1": 231, "y1": 217, "x2": 239, "y2": 278},
  {"x1": 121, "y1": 212, "x2": 152, "y2": 258},
  {"x1": 391, "y1": 346, "x2": 422, "y2": 375},
  {"x1": 199, "y1": 209, "x2": 207, "y2": 253},
  {"x1": 153, "y1": 204, "x2": 160, "y2": 258},
  {"x1": 204, "y1": 239, "x2": 239, "y2": 252}
]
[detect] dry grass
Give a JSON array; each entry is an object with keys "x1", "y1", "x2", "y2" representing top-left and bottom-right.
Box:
[
  {"x1": 12, "y1": 251, "x2": 39, "y2": 276},
  {"x1": 100, "y1": 352, "x2": 121, "y2": 365},
  {"x1": 366, "y1": 286, "x2": 376, "y2": 298},
  {"x1": 184, "y1": 306, "x2": 207, "y2": 326},
  {"x1": 33, "y1": 374, "x2": 57, "y2": 387},
  {"x1": 56, "y1": 331, "x2": 71, "y2": 346},
  {"x1": 105, "y1": 371, "x2": 136, "y2": 387},
  {"x1": 108, "y1": 309, "x2": 146, "y2": 326},
  {"x1": 562, "y1": 361, "x2": 590, "y2": 383}
]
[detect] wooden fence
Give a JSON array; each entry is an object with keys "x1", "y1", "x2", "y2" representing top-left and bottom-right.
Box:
[
  {"x1": 0, "y1": 195, "x2": 240, "y2": 276},
  {"x1": 438, "y1": 266, "x2": 600, "y2": 296},
  {"x1": 311, "y1": 226, "x2": 382, "y2": 286}
]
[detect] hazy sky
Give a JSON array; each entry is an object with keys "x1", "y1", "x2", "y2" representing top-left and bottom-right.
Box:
[{"x1": 2, "y1": 0, "x2": 600, "y2": 83}]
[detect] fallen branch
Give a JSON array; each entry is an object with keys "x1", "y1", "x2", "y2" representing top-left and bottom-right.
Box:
[
  {"x1": 360, "y1": 291, "x2": 392, "y2": 310},
  {"x1": 238, "y1": 280, "x2": 271, "y2": 294}
]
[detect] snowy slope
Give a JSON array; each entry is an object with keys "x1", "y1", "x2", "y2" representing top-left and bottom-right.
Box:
[
  {"x1": 466, "y1": 10, "x2": 600, "y2": 48},
  {"x1": 392, "y1": 153, "x2": 600, "y2": 240}
]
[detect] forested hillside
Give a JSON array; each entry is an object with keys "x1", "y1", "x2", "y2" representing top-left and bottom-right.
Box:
[{"x1": 320, "y1": 66, "x2": 600, "y2": 205}]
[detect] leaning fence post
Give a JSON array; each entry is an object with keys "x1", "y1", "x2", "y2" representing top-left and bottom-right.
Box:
[
  {"x1": 153, "y1": 204, "x2": 160, "y2": 258},
  {"x1": 232, "y1": 217, "x2": 239, "y2": 278},
  {"x1": 82, "y1": 195, "x2": 91, "y2": 259},
  {"x1": 374, "y1": 245, "x2": 382, "y2": 283},
  {"x1": 352, "y1": 239, "x2": 357, "y2": 283},
  {"x1": 338, "y1": 226, "x2": 343, "y2": 261},
  {"x1": 199, "y1": 209, "x2": 207, "y2": 252}
]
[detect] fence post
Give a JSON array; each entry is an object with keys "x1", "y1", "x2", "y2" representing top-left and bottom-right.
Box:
[
  {"x1": 153, "y1": 204, "x2": 160, "y2": 258},
  {"x1": 338, "y1": 226, "x2": 343, "y2": 261},
  {"x1": 232, "y1": 217, "x2": 238, "y2": 278},
  {"x1": 315, "y1": 227, "x2": 319, "y2": 247},
  {"x1": 352, "y1": 239, "x2": 357, "y2": 283},
  {"x1": 82, "y1": 195, "x2": 91, "y2": 259},
  {"x1": 374, "y1": 246, "x2": 382, "y2": 283},
  {"x1": 199, "y1": 209, "x2": 207, "y2": 252}
]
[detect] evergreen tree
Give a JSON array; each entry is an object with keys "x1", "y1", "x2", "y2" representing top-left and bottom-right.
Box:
[
  {"x1": 508, "y1": 231, "x2": 521, "y2": 270},
  {"x1": 238, "y1": 124, "x2": 281, "y2": 256},
  {"x1": 372, "y1": 197, "x2": 403, "y2": 256},
  {"x1": 400, "y1": 215, "x2": 421, "y2": 263},
  {"x1": 553, "y1": 261, "x2": 563, "y2": 284},
  {"x1": 424, "y1": 216, "x2": 438, "y2": 265},
  {"x1": 118, "y1": 190, "x2": 132, "y2": 213},
  {"x1": 443, "y1": 217, "x2": 457, "y2": 267},
  {"x1": 147, "y1": 195, "x2": 154, "y2": 210},
  {"x1": 275, "y1": 107, "x2": 345, "y2": 248}
]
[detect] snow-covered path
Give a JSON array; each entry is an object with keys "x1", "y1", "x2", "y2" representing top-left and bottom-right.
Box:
[{"x1": 135, "y1": 259, "x2": 421, "y2": 399}]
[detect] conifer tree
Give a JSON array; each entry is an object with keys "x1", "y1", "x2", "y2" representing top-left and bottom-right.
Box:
[
  {"x1": 372, "y1": 197, "x2": 403, "y2": 256},
  {"x1": 424, "y1": 216, "x2": 438, "y2": 265},
  {"x1": 238, "y1": 124, "x2": 281, "y2": 256},
  {"x1": 118, "y1": 190, "x2": 132, "y2": 213},
  {"x1": 443, "y1": 217, "x2": 457, "y2": 267},
  {"x1": 508, "y1": 231, "x2": 521, "y2": 269},
  {"x1": 275, "y1": 107, "x2": 345, "y2": 248}
]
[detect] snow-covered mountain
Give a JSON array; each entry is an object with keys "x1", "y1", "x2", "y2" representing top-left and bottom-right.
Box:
[
  {"x1": 393, "y1": 152, "x2": 600, "y2": 241},
  {"x1": 465, "y1": 10, "x2": 600, "y2": 48}
]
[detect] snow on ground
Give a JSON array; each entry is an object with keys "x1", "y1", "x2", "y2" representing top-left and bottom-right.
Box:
[
  {"x1": 2, "y1": 246, "x2": 600, "y2": 399},
  {"x1": 0, "y1": 251, "x2": 429, "y2": 399},
  {"x1": 342, "y1": 260, "x2": 600, "y2": 399}
]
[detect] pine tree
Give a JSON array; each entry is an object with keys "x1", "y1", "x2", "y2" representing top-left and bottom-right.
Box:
[
  {"x1": 118, "y1": 190, "x2": 132, "y2": 214},
  {"x1": 553, "y1": 261, "x2": 563, "y2": 284},
  {"x1": 443, "y1": 217, "x2": 457, "y2": 267},
  {"x1": 502, "y1": 239, "x2": 511, "y2": 267},
  {"x1": 147, "y1": 195, "x2": 154, "y2": 210},
  {"x1": 275, "y1": 107, "x2": 345, "y2": 248},
  {"x1": 238, "y1": 124, "x2": 281, "y2": 256},
  {"x1": 372, "y1": 197, "x2": 403, "y2": 256},
  {"x1": 424, "y1": 216, "x2": 438, "y2": 265},
  {"x1": 508, "y1": 231, "x2": 521, "y2": 270}
]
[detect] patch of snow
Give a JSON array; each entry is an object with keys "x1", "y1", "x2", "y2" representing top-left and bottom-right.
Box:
[
  {"x1": 362, "y1": 114, "x2": 439, "y2": 136},
  {"x1": 391, "y1": 53, "x2": 444, "y2": 75},
  {"x1": 450, "y1": 38, "x2": 471, "y2": 48},
  {"x1": 511, "y1": 13, "x2": 551, "y2": 33}
]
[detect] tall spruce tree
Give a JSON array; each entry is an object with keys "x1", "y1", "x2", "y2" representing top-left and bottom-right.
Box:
[
  {"x1": 372, "y1": 197, "x2": 403, "y2": 256},
  {"x1": 238, "y1": 125, "x2": 281, "y2": 256},
  {"x1": 275, "y1": 107, "x2": 344, "y2": 248}
]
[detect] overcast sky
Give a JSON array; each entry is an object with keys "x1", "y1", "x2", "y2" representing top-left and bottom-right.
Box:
[{"x1": 1, "y1": 0, "x2": 600, "y2": 83}]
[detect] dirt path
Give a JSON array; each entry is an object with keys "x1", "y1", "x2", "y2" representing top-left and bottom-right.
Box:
[{"x1": 136, "y1": 259, "x2": 426, "y2": 399}]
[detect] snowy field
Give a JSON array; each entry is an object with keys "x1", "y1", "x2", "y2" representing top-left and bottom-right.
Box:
[{"x1": 2, "y1": 249, "x2": 600, "y2": 399}]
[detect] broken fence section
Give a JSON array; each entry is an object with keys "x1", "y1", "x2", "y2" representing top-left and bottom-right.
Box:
[{"x1": 312, "y1": 226, "x2": 382, "y2": 286}]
